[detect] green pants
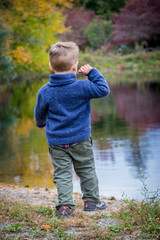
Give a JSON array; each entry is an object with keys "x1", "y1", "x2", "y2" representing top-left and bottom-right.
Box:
[{"x1": 49, "y1": 137, "x2": 99, "y2": 210}]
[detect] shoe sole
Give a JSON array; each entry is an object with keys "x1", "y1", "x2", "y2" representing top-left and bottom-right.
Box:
[
  {"x1": 58, "y1": 213, "x2": 75, "y2": 217},
  {"x1": 84, "y1": 207, "x2": 106, "y2": 211}
]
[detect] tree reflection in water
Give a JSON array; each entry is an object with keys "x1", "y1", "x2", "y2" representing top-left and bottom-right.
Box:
[
  {"x1": 91, "y1": 82, "x2": 160, "y2": 179},
  {"x1": 0, "y1": 80, "x2": 160, "y2": 198}
]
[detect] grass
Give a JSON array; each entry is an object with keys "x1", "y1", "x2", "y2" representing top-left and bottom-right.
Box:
[
  {"x1": 113, "y1": 174, "x2": 160, "y2": 239},
  {"x1": 79, "y1": 49, "x2": 160, "y2": 70},
  {"x1": 79, "y1": 49, "x2": 160, "y2": 85},
  {"x1": 0, "y1": 200, "x2": 74, "y2": 239},
  {"x1": 0, "y1": 177, "x2": 159, "y2": 240},
  {"x1": 115, "y1": 199, "x2": 160, "y2": 239}
]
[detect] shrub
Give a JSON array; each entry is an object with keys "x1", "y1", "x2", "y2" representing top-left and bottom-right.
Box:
[{"x1": 85, "y1": 19, "x2": 112, "y2": 49}]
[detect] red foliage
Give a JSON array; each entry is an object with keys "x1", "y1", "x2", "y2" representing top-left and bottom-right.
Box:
[
  {"x1": 112, "y1": 0, "x2": 160, "y2": 45},
  {"x1": 61, "y1": 8, "x2": 95, "y2": 47},
  {"x1": 113, "y1": 85, "x2": 160, "y2": 129}
]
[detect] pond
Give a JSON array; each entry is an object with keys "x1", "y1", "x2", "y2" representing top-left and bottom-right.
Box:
[{"x1": 0, "y1": 74, "x2": 160, "y2": 200}]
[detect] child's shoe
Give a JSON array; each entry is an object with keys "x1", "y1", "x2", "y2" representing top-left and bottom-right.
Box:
[
  {"x1": 84, "y1": 200, "x2": 107, "y2": 211},
  {"x1": 57, "y1": 206, "x2": 75, "y2": 217}
]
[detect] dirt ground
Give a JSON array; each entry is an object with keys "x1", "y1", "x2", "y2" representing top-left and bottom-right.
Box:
[
  {"x1": 0, "y1": 184, "x2": 125, "y2": 213},
  {"x1": 1, "y1": 184, "x2": 158, "y2": 240}
]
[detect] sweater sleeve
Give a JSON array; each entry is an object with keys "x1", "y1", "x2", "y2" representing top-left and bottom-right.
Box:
[
  {"x1": 34, "y1": 89, "x2": 48, "y2": 128},
  {"x1": 85, "y1": 68, "x2": 110, "y2": 99}
]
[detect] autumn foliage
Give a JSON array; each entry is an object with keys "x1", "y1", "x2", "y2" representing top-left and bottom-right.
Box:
[
  {"x1": 1, "y1": 0, "x2": 160, "y2": 84},
  {"x1": 112, "y1": 0, "x2": 160, "y2": 47},
  {"x1": 61, "y1": 8, "x2": 95, "y2": 47},
  {"x1": 0, "y1": 0, "x2": 72, "y2": 73}
]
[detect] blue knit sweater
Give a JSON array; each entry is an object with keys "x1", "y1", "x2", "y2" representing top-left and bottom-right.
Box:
[{"x1": 34, "y1": 68, "x2": 110, "y2": 145}]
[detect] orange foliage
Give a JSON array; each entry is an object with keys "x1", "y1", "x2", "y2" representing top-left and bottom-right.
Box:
[
  {"x1": 10, "y1": 47, "x2": 32, "y2": 65},
  {"x1": 0, "y1": 0, "x2": 72, "y2": 70}
]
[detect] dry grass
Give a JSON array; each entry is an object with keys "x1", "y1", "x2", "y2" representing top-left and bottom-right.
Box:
[{"x1": 0, "y1": 184, "x2": 159, "y2": 239}]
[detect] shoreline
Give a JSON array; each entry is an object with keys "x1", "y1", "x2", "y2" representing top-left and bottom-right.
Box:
[
  {"x1": 0, "y1": 184, "x2": 159, "y2": 240},
  {"x1": 0, "y1": 184, "x2": 125, "y2": 210}
]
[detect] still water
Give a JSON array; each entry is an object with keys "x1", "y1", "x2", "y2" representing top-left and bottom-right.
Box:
[{"x1": 0, "y1": 77, "x2": 160, "y2": 200}]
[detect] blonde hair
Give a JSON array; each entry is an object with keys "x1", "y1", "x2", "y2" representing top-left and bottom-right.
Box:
[{"x1": 49, "y1": 42, "x2": 79, "y2": 72}]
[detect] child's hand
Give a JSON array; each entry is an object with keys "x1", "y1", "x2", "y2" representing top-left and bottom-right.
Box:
[{"x1": 79, "y1": 64, "x2": 93, "y2": 75}]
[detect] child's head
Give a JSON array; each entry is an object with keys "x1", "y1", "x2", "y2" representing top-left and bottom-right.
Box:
[{"x1": 49, "y1": 41, "x2": 79, "y2": 72}]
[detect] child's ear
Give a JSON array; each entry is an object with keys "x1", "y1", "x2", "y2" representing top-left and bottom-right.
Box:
[
  {"x1": 72, "y1": 61, "x2": 78, "y2": 71},
  {"x1": 49, "y1": 62, "x2": 55, "y2": 72}
]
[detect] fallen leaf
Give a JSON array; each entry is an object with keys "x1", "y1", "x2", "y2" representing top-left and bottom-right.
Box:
[
  {"x1": 6, "y1": 184, "x2": 18, "y2": 188},
  {"x1": 41, "y1": 225, "x2": 52, "y2": 230},
  {"x1": 25, "y1": 185, "x2": 32, "y2": 189},
  {"x1": 110, "y1": 196, "x2": 116, "y2": 200}
]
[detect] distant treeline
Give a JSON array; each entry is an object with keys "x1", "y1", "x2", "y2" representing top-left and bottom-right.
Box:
[
  {"x1": 0, "y1": 0, "x2": 160, "y2": 85},
  {"x1": 63, "y1": 0, "x2": 160, "y2": 50}
]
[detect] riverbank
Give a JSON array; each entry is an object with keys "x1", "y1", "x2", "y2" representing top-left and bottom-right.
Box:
[
  {"x1": 1, "y1": 49, "x2": 160, "y2": 90},
  {"x1": 79, "y1": 49, "x2": 160, "y2": 72},
  {"x1": 0, "y1": 184, "x2": 159, "y2": 239},
  {"x1": 79, "y1": 49, "x2": 160, "y2": 85}
]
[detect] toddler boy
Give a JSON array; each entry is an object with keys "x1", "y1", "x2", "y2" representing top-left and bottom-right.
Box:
[{"x1": 34, "y1": 42, "x2": 110, "y2": 217}]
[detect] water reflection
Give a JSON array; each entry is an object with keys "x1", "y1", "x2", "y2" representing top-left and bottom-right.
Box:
[
  {"x1": 113, "y1": 84, "x2": 160, "y2": 128},
  {"x1": 90, "y1": 82, "x2": 160, "y2": 198},
  {"x1": 0, "y1": 79, "x2": 160, "y2": 199}
]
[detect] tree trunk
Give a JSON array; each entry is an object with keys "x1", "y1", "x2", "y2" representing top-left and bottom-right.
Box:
[{"x1": 134, "y1": 40, "x2": 139, "y2": 51}]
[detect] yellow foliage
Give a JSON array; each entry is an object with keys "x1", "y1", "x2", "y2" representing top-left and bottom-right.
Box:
[
  {"x1": 10, "y1": 47, "x2": 32, "y2": 65},
  {"x1": 0, "y1": 0, "x2": 71, "y2": 71},
  {"x1": 16, "y1": 118, "x2": 34, "y2": 136},
  {"x1": 56, "y1": 0, "x2": 73, "y2": 8}
]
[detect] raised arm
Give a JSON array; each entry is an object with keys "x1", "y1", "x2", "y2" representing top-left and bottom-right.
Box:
[{"x1": 80, "y1": 65, "x2": 110, "y2": 99}]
